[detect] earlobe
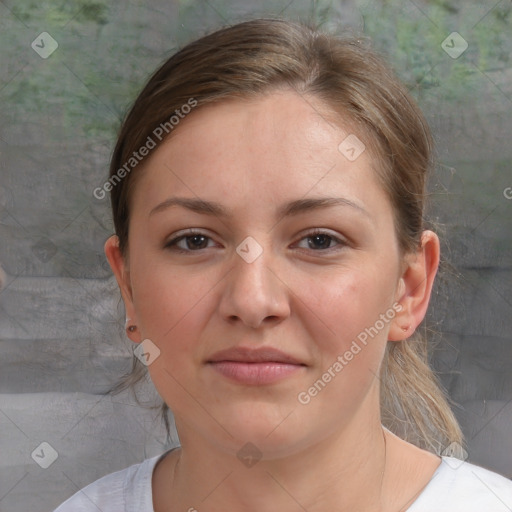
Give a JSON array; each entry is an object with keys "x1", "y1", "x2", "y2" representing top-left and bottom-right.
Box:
[{"x1": 388, "y1": 231, "x2": 440, "y2": 342}]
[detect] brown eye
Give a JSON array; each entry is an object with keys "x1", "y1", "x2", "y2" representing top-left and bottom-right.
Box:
[
  {"x1": 165, "y1": 231, "x2": 216, "y2": 253},
  {"x1": 295, "y1": 229, "x2": 347, "y2": 253}
]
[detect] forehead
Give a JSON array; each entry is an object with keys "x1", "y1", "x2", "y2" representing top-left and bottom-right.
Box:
[
  {"x1": 166, "y1": 91, "x2": 343, "y2": 163},
  {"x1": 130, "y1": 89, "x2": 388, "y2": 219}
]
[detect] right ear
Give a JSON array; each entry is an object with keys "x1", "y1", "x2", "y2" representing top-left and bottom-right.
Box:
[{"x1": 104, "y1": 235, "x2": 140, "y2": 343}]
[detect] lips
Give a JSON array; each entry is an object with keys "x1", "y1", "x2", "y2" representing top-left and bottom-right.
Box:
[
  {"x1": 206, "y1": 346, "x2": 305, "y2": 365},
  {"x1": 206, "y1": 346, "x2": 307, "y2": 385}
]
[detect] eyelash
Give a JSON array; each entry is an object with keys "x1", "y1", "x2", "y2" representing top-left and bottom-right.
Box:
[{"x1": 164, "y1": 229, "x2": 347, "y2": 255}]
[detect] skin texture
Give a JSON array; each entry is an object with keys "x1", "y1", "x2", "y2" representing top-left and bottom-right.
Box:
[{"x1": 105, "y1": 89, "x2": 442, "y2": 512}]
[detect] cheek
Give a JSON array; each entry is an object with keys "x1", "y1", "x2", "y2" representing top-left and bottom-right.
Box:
[
  {"x1": 130, "y1": 260, "x2": 217, "y2": 366},
  {"x1": 297, "y1": 269, "x2": 392, "y2": 412},
  {"x1": 303, "y1": 265, "x2": 396, "y2": 404},
  {"x1": 307, "y1": 265, "x2": 394, "y2": 352},
  {"x1": 130, "y1": 264, "x2": 214, "y2": 409}
]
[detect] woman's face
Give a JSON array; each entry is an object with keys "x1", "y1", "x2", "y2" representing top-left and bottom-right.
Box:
[{"x1": 116, "y1": 89, "x2": 408, "y2": 457}]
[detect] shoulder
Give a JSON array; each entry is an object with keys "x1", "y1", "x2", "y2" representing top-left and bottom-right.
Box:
[
  {"x1": 53, "y1": 454, "x2": 164, "y2": 512},
  {"x1": 408, "y1": 456, "x2": 512, "y2": 511}
]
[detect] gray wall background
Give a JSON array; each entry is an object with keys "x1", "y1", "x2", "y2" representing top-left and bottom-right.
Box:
[{"x1": 0, "y1": 0, "x2": 511, "y2": 510}]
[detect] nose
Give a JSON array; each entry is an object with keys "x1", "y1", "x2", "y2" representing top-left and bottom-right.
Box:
[{"x1": 218, "y1": 238, "x2": 291, "y2": 329}]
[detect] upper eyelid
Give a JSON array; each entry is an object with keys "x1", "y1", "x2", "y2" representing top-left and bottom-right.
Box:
[
  {"x1": 167, "y1": 228, "x2": 343, "y2": 240},
  {"x1": 165, "y1": 228, "x2": 347, "y2": 249}
]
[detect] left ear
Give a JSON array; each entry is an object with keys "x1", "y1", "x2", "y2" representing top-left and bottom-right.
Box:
[{"x1": 388, "y1": 230, "x2": 440, "y2": 341}]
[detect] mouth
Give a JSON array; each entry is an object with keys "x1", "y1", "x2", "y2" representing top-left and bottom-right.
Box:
[{"x1": 206, "y1": 346, "x2": 307, "y2": 385}]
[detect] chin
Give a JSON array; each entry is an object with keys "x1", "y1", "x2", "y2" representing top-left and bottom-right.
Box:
[{"x1": 220, "y1": 405, "x2": 306, "y2": 450}]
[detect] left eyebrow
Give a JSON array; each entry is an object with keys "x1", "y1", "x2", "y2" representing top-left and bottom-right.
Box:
[{"x1": 148, "y1": 196, "x2": 371, "y2": 220}]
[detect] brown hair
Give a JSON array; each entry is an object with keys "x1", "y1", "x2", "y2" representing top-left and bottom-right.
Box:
[{"x1": 108, "y1": 17, "x2": 464, "y2": 454}]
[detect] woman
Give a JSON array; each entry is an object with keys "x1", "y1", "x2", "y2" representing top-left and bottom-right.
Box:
[{"x1": 55, "y1": 17, "x2": 512, "y2": 512}]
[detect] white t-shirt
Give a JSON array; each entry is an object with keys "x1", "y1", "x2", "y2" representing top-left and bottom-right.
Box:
[{"x1": 54, "y1": 450, "x2": 512, "y2": 511}]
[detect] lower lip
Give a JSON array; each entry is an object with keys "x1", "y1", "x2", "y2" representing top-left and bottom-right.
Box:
[{"x1": 208, "y1": 361, "x2": 305, "y2": 385}]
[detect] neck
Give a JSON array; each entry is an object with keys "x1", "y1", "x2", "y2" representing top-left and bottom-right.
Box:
[{"x1": 155, "y1": 415, "x2": 390, "y2": 512}]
